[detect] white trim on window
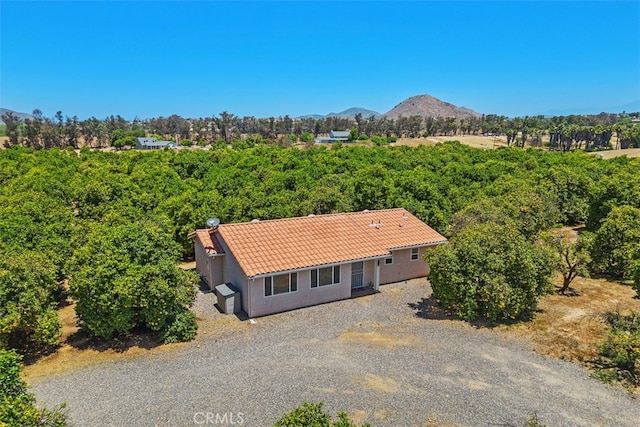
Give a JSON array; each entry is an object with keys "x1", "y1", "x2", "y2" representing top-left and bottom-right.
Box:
[
  {"x1": 264, "y1": 272, "x2": 298, "y2": 297},
  {"x1": 410, "y1": 247, "x2": 419, "y2": 261},
  {"x1": 384, "y1": 256, "x2": 393, "y2": 265},
  {"x1": 311, "y1": 265, "x2": 341, "y2": 288}
]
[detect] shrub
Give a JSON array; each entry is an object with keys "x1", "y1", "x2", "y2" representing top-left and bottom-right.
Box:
[
  {"x1": 0, "y1": 253, "x2": 62, "y2": 350},
  {"x1": 370, "y1": 135, "x2": 386, "y2": 146},
  {"x1": 0, "y1": 349, "x2": 68, "y2": 426},
  {"x1": 180, "y1": 139, "x2": 193, "y2": 147},
  {"x1": 231, "y1": 139, "x2": 248, "y2": 150},
  {"x1": 68, "y1": 222, "x2": 198, "y2": 340},
  {"x1": 161, "y1": 309, "x2": 198, "y2": 344},
  {"x1": 589, "y1": 205, "x2": 640, "y2": 279},
  {"x1": 596, "y1": 311, "x2": 640, "y2": 387},
  {"x1": 426, "y1": 223, "x2": 555, "y2": 323},
  {"x1": 275, "y1": 402, "x2": 369, "y2": 427}
]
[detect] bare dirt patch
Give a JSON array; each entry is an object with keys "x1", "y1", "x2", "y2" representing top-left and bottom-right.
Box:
[
  {"x1": 394, "y1": 135, "x2": 508, "y2": 149},
  {"x1": 352, "y1": 373, "x2": 399, "y2": 393},
  {"x1": 589, "y1": 148, "x2": 640, "y2": 159},
  {"x1": 498, "y1": 275, "x2": 640, "y2": 366},
  {"x1": 338, "y1": 330, "x2": 423, "y2": 348}
]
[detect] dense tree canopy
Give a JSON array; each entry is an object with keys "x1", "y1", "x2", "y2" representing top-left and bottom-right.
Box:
[{"x1": 0, "y1": 140, "x2": 639, "y2": 349}]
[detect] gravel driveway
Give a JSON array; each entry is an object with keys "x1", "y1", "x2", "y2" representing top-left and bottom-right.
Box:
[{"x1": 31, "y1": 279, "x2": 640, "y2": 426}]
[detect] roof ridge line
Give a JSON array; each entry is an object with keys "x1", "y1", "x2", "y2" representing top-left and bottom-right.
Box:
[{"x1": 220, "y1": 208, "x2": 408, "y2": 227}]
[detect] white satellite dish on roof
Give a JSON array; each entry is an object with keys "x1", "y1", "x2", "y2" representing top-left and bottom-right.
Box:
[{"x1": 206, "y1": 218, "x2": 220, "y2": 228}]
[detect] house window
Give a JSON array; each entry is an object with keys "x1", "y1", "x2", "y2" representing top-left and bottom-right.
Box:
[
  {"x1": 411, "y1": 248, "x2": 420, "y2": 261},
  {"x1": 311, "y1": 265, "x2": 341, "y2": 288},
  {"x1": 384, "y1": 256, "x2": 393, "y2": 265},
  {"x1": 264, "y1": 272, "x2": 297, "y2": 296}
]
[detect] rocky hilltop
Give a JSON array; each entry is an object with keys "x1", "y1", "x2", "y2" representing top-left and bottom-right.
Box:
[{"x1": 383, "y1": 94, "x2": 481, "y2": 119}]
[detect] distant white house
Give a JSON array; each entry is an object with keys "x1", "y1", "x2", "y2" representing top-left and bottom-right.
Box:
[
  {"x1": 315, "y1": 130, "x2": 350, "y2": 143},
  {"x1": 135, "y1": 137, "x2": 177, "y2": 150}
]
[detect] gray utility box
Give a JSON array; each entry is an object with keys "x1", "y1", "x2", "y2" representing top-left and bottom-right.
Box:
[{"x1": 214, "y1": 283, "x2": 241, "y2": 314}]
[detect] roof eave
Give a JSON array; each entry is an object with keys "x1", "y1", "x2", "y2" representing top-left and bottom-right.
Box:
[
  {"x1": 247, "y1": 253, "x2": 390, "y2": 279},
  {"x1": 388, "y1": 240, "x2": 448, "y2": 251}
]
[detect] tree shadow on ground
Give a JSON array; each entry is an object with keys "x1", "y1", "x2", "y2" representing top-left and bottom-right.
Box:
[
  {"x1": 65, "y1": 325, "x2": 163, "y2": 354},
  {"x1": 408, "y1": 296, "x2": 535, "y2": 329},
  {"x1": 556, "y1": 286, "x2": 581, "y2": 297},
  {"x1": 11, "y1": 335, "x2": 61, "y2": 366}
]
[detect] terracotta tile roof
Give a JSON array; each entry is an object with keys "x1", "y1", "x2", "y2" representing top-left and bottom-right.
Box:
[
  {"x1": 187, "y1": 229, "x2": 225, "y2": 256},
  {"x1": 191, "y1": 208, "x2": 447, "y2": 278}
]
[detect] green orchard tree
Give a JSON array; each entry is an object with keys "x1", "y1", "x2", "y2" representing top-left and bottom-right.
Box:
[
  {"x1": 67, "y1": 221, "x2": 198, "y2": 341},
  {"x1": 0, "y1": 349, "x2": 68, "y2": 426},
  {"x1": 426, "y1": 222, "x2": 555, "y2": 323},
  {"x1": 0, "y1": 253, "x2": 62, "y2": 350},
  {"x1": 589, "y1": 205, "x2": 640, "y2": 279}
]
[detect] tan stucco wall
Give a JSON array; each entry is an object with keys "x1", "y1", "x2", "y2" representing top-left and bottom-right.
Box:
[
  {"x1": 379, "y1": 247, "x2": 432, "y2": 284},
  {"x1": 193, "y1": 240, "x2": 211, "y2": 284},
  {"x1": 192, "y1": 239, "x2": 224, "y2": 291},
  {"x1": 248, "y1": 264, "x2": 353, "y2": 317},
  {"x1": 219, "y1": 241, "x2": 250, "y2": 312},
  {"x1": 208, "y1": 257, "x2": 223, "y2": 290}
]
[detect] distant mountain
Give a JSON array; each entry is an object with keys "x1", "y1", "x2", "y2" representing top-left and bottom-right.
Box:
[
  {"x1": 326, "y1": 107, "x2": 381, "y2": 118},
  {"x1": 541, "y1": 100, "x2": 640, "y2": 116},
  {"x1": 383, "y1": 94, "x2": 481, "y2": 119},
  {"x1": 0, "y1": 108, "x2": 34, "y2": 125},
  {"x1": 297, "y1": 107, "x2": 381, "y2": 120},
  {"x1": 297, "y1": 114, "x2": 325, "y2": 120}
]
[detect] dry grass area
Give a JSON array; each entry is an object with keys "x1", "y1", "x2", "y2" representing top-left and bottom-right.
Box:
[
  {"x1": 352, "y1": 373, "x2": 399, "y2": 393},
  {"x1": 500, "y1": 225, "x2": 640, "y2": 372},
  {"x1": 589, "y1": 148, "x2": 640, "y2": 159},
  {"x1": 498, "y1": 275, "x2": 640, "y2": 366},
  {"x1": 338, "y1": 328, "x2": 423, "y2": 349},
  {"x1": 22, "y1": 297, "x2": 247, "y2": 384},
  {"x1": 393, "y1": 135, "x2": 508, "y2": 149}
]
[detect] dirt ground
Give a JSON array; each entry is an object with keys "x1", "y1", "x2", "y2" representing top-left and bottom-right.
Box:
[
  {"x1": 494, "y1": 226, "x2": 640, "y2": 372},
  {"x1": 589, "y1": 148, "x2": 640, "y2": 159},
  {"x1": 498, "y1": 275, "x2": 640, "y2": 366},
  {"x1": 393, "y1": 135, "x2": 508, "y2": 149}
]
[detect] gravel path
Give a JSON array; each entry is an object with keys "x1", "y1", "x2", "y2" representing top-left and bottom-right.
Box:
[{"x1": 31, "y1": 279, "x2": 640, "y2": 426}]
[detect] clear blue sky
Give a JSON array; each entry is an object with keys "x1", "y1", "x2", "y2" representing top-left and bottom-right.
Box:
[{"x1": 1, "y1": 1, "x2": 639, "y2": 120}]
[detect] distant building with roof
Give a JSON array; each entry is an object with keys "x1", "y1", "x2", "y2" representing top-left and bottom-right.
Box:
[
  {"x1": 135, "y1": 137, "x2": 177, "y2": 150},
  {"x1": 315, "y1": 130, "x2": 351, "y2": 143},
  {"x1": 188, "y1": 208, "x2": 447, "y2": 317}
]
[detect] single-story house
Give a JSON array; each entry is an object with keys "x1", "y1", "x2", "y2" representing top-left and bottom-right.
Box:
[
  {"x1": 188, "y1": 208, "x2": 447, "y2": 317},
  {"x1": 315, "y1": 130, "x2": 351, "y2": 143},
  {"x1": 136, "y1": 137, "x2": 177, "y2": 150}
]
